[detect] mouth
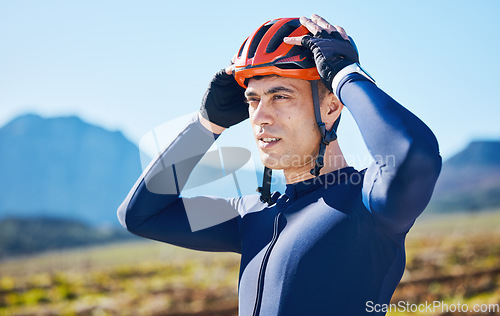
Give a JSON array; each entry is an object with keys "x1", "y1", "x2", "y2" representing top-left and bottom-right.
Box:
[{"x1": 258, "y1": 137, "x2": 281, "y2": 149}]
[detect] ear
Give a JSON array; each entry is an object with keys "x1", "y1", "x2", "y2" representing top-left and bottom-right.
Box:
[{"x1": 322, "y1": 92, "x2": 344, "y2": 131}]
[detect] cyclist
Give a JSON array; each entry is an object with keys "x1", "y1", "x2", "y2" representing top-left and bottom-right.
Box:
[{"x1": 118, "y1": 14, "x2": 442, "y2": 315}]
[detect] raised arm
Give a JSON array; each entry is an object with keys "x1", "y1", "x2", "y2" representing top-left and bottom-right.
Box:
[
  {"x1": 287, "y1": 14, "x2": 442, "y2": 233},
  {"x1": 340, "y1": 75, "x2": 441, "y2": 233},
  {"x1": 117, "y1": 67, "x2": 250, "y2": 252}
]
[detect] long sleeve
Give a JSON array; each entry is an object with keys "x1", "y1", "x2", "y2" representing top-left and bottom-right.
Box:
[
  {"x1": 339, "y1": 74, "x2": 442, "y2": 233},
  {"x1": 117, "y1": 114, "x2": 242, "y2": 253}
]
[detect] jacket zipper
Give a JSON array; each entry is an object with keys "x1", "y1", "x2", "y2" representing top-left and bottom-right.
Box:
[{"x1": 252, "y1": 211, "x2": 282, "y2": 316}]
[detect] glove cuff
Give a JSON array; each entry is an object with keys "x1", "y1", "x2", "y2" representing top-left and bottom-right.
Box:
[{"x1": 331, "y1": 63, "x2": 376, "y2": 99}]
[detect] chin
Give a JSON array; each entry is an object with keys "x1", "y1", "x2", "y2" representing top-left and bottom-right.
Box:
[
  {"x1": 259, "y1": 149, "x2": 317, "y2": 171},
  {"x1": 259, "y1": 152, "x2": 284, "y2": 170}
]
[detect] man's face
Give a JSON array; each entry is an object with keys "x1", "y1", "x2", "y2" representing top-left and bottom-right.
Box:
[{"x1": 245, "y1": 75, "x2": 321, "y2": 171}]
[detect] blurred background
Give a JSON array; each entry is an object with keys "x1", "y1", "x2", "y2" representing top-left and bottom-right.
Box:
[{"x1": 1, "y1": 0, "x2": 499, "y2": 315}]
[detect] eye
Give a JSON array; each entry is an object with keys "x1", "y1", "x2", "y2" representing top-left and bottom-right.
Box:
[
  {"x1": 272, "y1": 94, "x2": 288, "y2": 101},
  {"x1": 245, "y1": 97, "x2": 260, "y2": 107}
]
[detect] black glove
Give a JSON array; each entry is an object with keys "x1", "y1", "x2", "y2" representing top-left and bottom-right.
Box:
[
  {"x1": 301, "y1": 30, "x2": 359, "y2": 92},
  {"x1": 200, "y1": 69, "x2": 248, "y2": 128}
]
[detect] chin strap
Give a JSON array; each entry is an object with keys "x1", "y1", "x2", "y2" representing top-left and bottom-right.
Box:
[
  {"x1": 310, "y1": 80, "x2": 340, "y2": 177},
  {"x1": 258, "y1": 167, "x2": 274, "y2": 205}
]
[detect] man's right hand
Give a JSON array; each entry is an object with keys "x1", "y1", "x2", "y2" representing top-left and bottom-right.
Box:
[
  {"x1": 200, "y1": 66, "x2": 248, "y2": 130},
  {"x1": 284, "y1": 15, "x2": 360, "y2": 93}
]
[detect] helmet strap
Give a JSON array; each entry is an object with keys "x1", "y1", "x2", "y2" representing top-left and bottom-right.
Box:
[
  {"x1": 310, "y1": 80, "x2": 340, "y2": 177},
  {"x1": 258, "y1": 166, "x2": 274, "y2": 205}
]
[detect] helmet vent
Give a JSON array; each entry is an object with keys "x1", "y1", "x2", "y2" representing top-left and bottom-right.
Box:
[
  {"x1": 266, "y1": 19, "x2": 302, "y2": 54},
  {"x1": 247, "y1": 24, "x2": 272, "y2": 59},
  {"x1": 237, "y1": 38, "x2": 248, "y2": 58}
]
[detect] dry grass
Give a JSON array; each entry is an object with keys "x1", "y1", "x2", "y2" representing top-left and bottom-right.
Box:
[{"x1": 1, "y1": 210, "x2": 499, "y2": 315}]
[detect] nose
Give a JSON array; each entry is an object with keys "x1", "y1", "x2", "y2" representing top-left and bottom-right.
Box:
[{"x1": 250, "y1": 99, "x2": 274, "y2": 127}]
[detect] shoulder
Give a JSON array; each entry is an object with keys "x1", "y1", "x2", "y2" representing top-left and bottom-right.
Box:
[
  {"x1": 318, "y1": 167, "x2": 367, "y2": 213},
  {"x1": 232, "y1": 194, "x2": 269, "y2": 218}
]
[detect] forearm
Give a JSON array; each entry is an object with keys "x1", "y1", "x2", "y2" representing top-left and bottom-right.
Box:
[
  {"x1": 339, "y1": 74, "x2": 442, "y2": 231},
  {"x1": 198, "y1": 112, "x2": 226, "y2": 134},
  {"x1": 117, "y1": 114, "x2": 217, "y2": 231}
]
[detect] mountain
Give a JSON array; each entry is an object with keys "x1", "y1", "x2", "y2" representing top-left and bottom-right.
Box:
[
  {"x1": 427, "y1": 140, "x2": 500, "y2": 212},
  {"x1": 0, "y1": 114, "x2": 142, "y2": 226},
  {"x1": 1, "y1": 112, "x2": 498, "y2": 228}
]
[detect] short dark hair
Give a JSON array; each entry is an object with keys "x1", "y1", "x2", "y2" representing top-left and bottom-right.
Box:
[{"x1": 316, "y1": 80, "x2": 331, "y2": 102}]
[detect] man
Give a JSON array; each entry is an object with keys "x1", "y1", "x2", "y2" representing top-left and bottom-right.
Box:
[{"x1": 118, "y1": 14, "x2": 442, "y2": 315}]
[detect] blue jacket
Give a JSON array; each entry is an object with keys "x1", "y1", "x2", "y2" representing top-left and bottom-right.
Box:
[{"x1": 118, "y1": 74, "x2": 442, "y2": 315}]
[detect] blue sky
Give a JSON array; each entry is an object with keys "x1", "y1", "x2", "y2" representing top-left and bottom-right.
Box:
[{"x1": 1, "y1": 0, "x2": 499, "y2": 171}]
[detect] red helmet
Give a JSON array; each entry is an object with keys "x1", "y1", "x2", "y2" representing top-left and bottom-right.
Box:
[{"x1": 233, "y1": 18, "x2": 320, "y2": 88}]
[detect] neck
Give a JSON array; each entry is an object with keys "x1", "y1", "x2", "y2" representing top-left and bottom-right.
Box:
[{"x1": 283, "y1": 141, "x2": 349, "y2": 184}]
